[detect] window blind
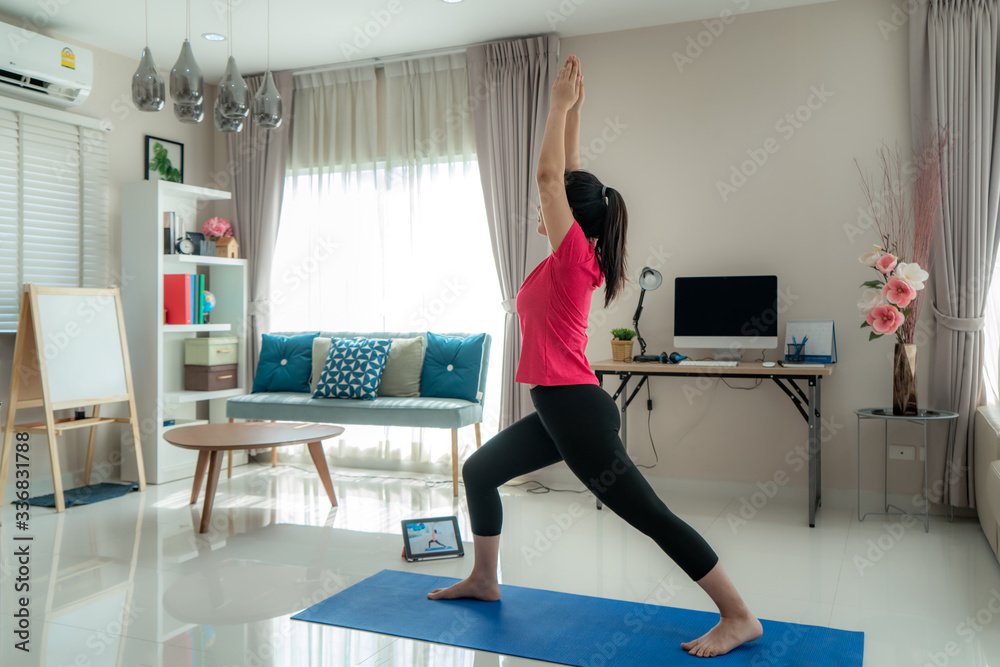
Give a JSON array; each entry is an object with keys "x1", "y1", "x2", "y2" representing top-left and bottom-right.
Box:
[{"x1": 0, "y1": 109, "x2": 110, "y2": 332}]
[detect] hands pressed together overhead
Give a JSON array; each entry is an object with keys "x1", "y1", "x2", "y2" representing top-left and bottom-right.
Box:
[{"x1": 552, "y1": 55, "x2": 585, "y2": 113}]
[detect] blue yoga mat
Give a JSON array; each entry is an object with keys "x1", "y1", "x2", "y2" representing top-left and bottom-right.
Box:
[
  {"x1": 24, "y1": 482, "x2": 138, "y2": 508},
  {"x1": 293, "y1": 569, "x2": 864, "y2": 666}
]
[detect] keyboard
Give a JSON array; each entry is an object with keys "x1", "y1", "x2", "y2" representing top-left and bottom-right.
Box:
[{"x1": 675, "y1": 359, "x2": 740, "y2": 367}]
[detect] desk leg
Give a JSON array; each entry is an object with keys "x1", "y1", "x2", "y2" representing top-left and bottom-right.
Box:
[
  {"x1": 808, "y1": 379, "x2": 818, "y2": 527},
  {"x1": 923, "y1": 423, "x2": 930, "y2": 533},
  {"x1": 816, "y1": 378, "x2": 822, "y2": 509}
]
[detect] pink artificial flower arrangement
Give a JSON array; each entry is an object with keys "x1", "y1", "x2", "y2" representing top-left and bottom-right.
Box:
[
  {"x1": 202, "y1": 217, "x2": 233, "y2": 238},
  {"x1": 857, "y1": 247, "x2": 928, "y2": 341},
  {"x1": 855, "y1": 135, "x2": 947, "y2": 344}
]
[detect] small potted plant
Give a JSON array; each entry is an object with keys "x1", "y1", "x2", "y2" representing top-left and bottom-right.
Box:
[{"x1": 610, "y1": 328, "x2": 636, "y2": 362}]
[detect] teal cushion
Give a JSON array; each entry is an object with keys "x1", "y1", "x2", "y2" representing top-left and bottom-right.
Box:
[
  {"x1": 313, "y1": 338, "x2": 393, "y2": 401},
  {"x1": 420, "y1": 332, "x2": 485, "y2": 403},
  {"x1": 252, "y1": 332, "x2": 319, "y2": 393}
]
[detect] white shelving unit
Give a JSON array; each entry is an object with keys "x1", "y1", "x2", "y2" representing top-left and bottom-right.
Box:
[{"x1": 121, "y1": 181, "x2": 249, "y2": 484}]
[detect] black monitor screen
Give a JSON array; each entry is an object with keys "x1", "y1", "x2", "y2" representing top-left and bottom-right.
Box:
[{"x1": 674, "y1": 276, "x2": 778, "y2": 338}]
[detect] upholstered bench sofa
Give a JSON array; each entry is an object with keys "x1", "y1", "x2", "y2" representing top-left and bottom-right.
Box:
[
  {"x1": 226, "y1": 331, "x2": 491, "y2": 496},
  {"x1": 975, "y1": 405, "x2": 1000, "y2": 567}
]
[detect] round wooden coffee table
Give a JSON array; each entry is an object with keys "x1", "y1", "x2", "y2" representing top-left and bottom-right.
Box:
[{"x1": 163, "y1": 422, "x2": 345, "y2": 532}]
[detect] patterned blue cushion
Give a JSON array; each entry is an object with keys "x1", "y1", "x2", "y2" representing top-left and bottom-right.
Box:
[
  {"x1": 420, "y1": 332, "x2": 486, "y2": 403},
  {"x1": 313, "y1": 338, "x2": 393, "y2": 401},
  {"x1": 252, "y1": 332, "x2": 319, "y2": 393}
]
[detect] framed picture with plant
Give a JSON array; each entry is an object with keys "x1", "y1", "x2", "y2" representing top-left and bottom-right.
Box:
[{"x1": 144, "y1": 135, "x2": 184, "y2": 183}]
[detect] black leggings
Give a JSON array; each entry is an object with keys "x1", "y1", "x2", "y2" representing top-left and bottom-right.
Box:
[{"x1": 462, "y1": 383, "x2": 719, "y2": 582}]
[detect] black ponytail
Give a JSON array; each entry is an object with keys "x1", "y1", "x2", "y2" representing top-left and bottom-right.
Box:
[{"x1": 564, "y1": 170, "x2": 629, "y2": 308}]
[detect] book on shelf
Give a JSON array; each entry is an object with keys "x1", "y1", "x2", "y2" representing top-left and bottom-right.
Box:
[{"x1": 164, "y1": 274, "x2": 192, "y2": 324}]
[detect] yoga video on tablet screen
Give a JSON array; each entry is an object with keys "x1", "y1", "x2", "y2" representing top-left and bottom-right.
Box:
[{"x1": 401, "y1": 516, "x2": 464, "y2": 562}]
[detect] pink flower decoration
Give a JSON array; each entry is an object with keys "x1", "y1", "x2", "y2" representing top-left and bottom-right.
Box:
[
  {"x1": 202, "y1": 217, "x2": 233, "y2": 237},
  {"x1": 883, "y1": 277, "x2": 916, "y2": 309},
  {"x1": 866, "y1": 303, "x2": 905, "y2": 335},
  {"x1": 875, "y1": 253, "x2": 898, "y2": 274}
]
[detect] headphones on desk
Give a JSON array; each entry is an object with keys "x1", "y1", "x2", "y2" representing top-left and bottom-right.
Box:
[{"x1": 659, "y1": 352, "x2": 688, "y2": 364}]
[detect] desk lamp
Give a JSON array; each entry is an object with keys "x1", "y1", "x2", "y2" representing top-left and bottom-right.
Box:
[{"x1": 632, "y1": 267, "x2": 662, "y2": 362}]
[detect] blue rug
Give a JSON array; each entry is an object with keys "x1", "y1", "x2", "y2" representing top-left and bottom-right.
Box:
[
  {"x1": 24, "y1": 482, "x2": 139, "y2": 508},
  {"x1": 293, "y1": 569, "x2": 864, "y2": 666}
]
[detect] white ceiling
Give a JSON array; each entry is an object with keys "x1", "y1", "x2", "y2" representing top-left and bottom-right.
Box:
[{"x1": 0, "y1": 0, "x2": 838, "y2": 80}]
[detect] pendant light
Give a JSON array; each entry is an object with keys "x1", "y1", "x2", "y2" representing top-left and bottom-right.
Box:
[
  {"x1": 131, "y1": 0, "x2": 164, "y2": 111},
  {"x1": 175, "y1": 102, "x2": 204, "y2": 123},
  {"x1": 213, "y1": 98, "x2": 244, "y2": 133},
  {"x1": 216, "y1": 0, "x2": 250, "y2": 122},
  {"x1": 252, "y1": 0, "x2": 282, "y2": 129},
  {"x1": 170, "y1": 0, "x2": 204, "y2": 123}
]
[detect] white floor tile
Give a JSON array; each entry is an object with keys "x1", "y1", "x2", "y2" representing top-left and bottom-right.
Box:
[{"x1": 1, "y1": 460, "x2": 998, "y2": 666}]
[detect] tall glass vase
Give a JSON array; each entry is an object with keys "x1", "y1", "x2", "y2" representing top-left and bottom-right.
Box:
[{"x1": 892, "y1": 343, "x2": 918, "y2": 415}]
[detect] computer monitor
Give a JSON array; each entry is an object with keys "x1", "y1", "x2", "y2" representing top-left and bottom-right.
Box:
[{"x1": 674, "y1": 275, "x2": 778, "y2": 360}]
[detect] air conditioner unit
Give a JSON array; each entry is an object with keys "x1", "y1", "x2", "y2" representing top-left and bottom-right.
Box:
[{"x1": 0, "y1": 19, "x2": 92, "y2": 108}]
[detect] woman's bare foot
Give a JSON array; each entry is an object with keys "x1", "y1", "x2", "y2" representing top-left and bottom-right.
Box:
[
  {"x1": 427, "y1": 576, "x2": 501, "y2": 601},
  {"x1": 680, "y1": 613, "x2": 763, "y2": 658}
]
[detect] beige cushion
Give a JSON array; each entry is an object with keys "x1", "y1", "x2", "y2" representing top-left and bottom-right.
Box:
[
  {"x1": 377, "y1": 337, "x2": 424, "y2": 397},
  {"x1": 310, "y1": 337, "x2": 333, "y2": 396},
  {"x1": 309, "y1": 336, "x2": 425, "y2": 397}
]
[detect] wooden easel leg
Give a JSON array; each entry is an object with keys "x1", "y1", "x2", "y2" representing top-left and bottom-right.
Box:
[
  {"x1": 475, "y1": 422, "x2": 482, "y2": 449},
  {"x1": 451, "y1": 428, "x2": 459, "y2": 497},
  {"x1": 44, "y1": 411, "x2": 65, "y2": 513},
  {"x1": 126, "y1": 400, "x2": 146, "y2": 491},
  {"x1": 83, "y1": 405, "x2": 100, "y2": 485},
  {"x1": 0, "y1": 412, "x2": 17, "y2": 518}
]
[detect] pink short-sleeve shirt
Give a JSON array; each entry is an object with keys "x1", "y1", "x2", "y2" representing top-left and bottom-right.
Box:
[{"x1": 515, "y1": 220, "x2": 603, "y2": 387}]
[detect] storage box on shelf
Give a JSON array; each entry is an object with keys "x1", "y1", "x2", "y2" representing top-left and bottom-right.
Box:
[{"x1": 121, "y1": 181, "x2": 249, "y2": 484}]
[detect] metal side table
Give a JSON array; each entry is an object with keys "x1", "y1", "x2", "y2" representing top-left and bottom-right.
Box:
[{"x1": 855, "y1": 407, "x2": 958, "y2": 532}]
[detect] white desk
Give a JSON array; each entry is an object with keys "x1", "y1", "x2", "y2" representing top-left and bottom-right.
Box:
[{"x1": 590, "y1": 359, "x2": 834, "y2": 527}]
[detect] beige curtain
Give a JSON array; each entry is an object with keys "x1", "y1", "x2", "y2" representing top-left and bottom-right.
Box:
[
  {"x1": 290, "y1": 66, "x2": 378, "y2": 177},
  {"x1": 910, "y1": 0, "x2": 1000, "y2": 507},
  {"x1": 224, "y1": 71, "x2": 294, "y2": 385},
  {"x1": 383, "y1": 53, "x2": 476, "y2": 170},
  {"x1": 466, "y1": 36, "x2": 559, "y2": 430}
]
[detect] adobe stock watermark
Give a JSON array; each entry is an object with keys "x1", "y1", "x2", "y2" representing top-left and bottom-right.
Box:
[
  {"x1": 672, "y1": 0, "x2": 752, "y2": 73},
  {"x1": 5, "y1": 0, "x2": 75, "y2": 53},
  {"x1": 579, "y1": 117, "x2": 630, "y2": 171},
  {"x1": 716, "y1": 84, "x2": 834, "y2": 202},
  {"x1": 546, "y1": 0, "x2": 588, "y2": 31},
  {"x1": 726, "y1": 420, "x2": 846, "y2": 533},
  {"x1": 408, "y1": 277, "x2": 469, "y2": 329},
  {"x1": 339, "y1": 0, "x2": 414, "y2": 60},
  {"x1": 921, "y1": 588, "x2": 1000, "y2": 667},
  {"x1": 877, "y1": 0, "x2": 923, "y2": 41},
  {"x1": 585, "y1": 577, "x2": 681, "y2": 667},
  {"x1": 586, "y1": 244, "x2": 673, "y2": 332},
  {"x1": 521, "y1": 502, "x2": 588, "y2": 565}
]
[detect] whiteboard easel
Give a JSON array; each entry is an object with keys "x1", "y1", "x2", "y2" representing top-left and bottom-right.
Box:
[{"x1": 0, "y1": 285, "x2": 146, "y2": 517}]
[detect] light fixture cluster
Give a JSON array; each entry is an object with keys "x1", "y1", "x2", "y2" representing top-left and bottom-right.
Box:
[{"x1": 131, "y1": 0, "x2": 282, "y2": 132}]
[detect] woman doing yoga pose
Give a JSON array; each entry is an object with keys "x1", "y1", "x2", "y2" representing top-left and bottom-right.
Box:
[{"x1": 428, "y1": 55, "x2": 762, "y2": 659}]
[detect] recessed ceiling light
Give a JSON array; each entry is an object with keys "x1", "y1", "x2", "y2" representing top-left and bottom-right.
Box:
[
  {"x1": 202, "y1": 33, "x2": 226, "y2": 41},
  {"x1": 441, "y1": 0, "x2": 464, "y2": 3}
]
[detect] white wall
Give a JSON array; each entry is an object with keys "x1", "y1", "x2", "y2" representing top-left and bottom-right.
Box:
[
  {"x1": 561, "y1": 0, "x2": 933, "y2": 495},
  {"x1": 0, "y1": 22, "x2": 218, "y2": 501}
]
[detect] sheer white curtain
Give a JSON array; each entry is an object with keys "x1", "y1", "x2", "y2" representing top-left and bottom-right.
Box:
[
  {"x1": 273, "y1": 56, "x2": 503, "y2": 473},
  {"x1": 985, "y1": 268, "x2": 999, "y2": 405}
]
